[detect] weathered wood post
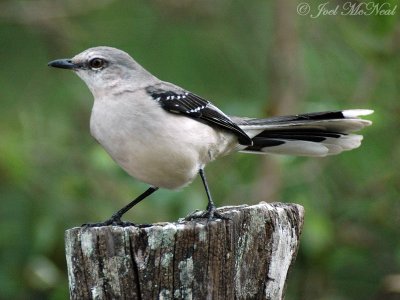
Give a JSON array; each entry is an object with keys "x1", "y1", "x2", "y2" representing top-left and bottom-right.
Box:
[{"x1": 65, "y1": 202, "x2": 304, "y2": 300}]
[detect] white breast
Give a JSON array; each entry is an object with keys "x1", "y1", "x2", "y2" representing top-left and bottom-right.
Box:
[{"x1": 89, "y1": 91, "x2": 236, "y2": 189}]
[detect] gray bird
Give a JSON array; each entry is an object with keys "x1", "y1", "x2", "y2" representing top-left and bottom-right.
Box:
[{"x1": 48, "y1": 46, "x2": 373, "y2": 226}]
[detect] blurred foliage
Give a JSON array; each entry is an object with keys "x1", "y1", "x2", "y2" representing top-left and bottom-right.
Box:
[{"x1": 0, "y1": 0, "x2": 399, "y2": 299}]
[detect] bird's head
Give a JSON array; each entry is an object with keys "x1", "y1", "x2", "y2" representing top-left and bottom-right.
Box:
[{"x1": 48, "y1": 46, "x2": 155, "y2": 98}]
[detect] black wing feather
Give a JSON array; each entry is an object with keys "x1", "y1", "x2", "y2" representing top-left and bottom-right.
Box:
[{"x1": 146, "y1": 87, "x2": 252, "y2": 145}]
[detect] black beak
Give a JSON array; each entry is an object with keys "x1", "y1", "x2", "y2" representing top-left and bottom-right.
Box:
[{"x1": 48, "y1": 58, "x2": 76, "y2": 70}]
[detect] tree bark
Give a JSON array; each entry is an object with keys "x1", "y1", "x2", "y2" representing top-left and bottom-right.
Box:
[{"x1": 65, "y1": 202, "x2": 304, "y2": 300}]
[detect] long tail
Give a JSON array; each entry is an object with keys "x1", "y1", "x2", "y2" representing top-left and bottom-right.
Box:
[{"x1": 238, "y1": 109, "x2": 373, "y2": 157}]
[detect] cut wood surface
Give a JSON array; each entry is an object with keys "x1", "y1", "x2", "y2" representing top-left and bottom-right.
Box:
[{"x1": 65, "y1": 202, "x2": 304, "y2": 300}]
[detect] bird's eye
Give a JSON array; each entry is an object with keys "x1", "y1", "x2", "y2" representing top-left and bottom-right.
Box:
[{"x1": 89, "y1": 58, "x2": 106, "y2": 70}]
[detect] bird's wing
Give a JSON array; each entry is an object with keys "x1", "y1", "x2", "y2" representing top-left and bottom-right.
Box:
[{"x1": 145, "y1": 86, "x2": 252, "y2": 145}]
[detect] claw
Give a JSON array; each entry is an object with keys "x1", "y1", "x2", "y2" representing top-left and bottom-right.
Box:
[
  {"x1": 184, "y1": 207, "x2": 231, "y2": 221},
  {"x1": 82, "y1": 216, "x2": 136, "y2": 228}
]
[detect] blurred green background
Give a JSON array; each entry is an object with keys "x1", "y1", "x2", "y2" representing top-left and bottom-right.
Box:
[{"x1": 0, "y1": 0, "x2": 399, "y2": 299}]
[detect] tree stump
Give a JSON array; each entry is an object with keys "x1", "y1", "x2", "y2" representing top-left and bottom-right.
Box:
[{"x1": 65, "y1": 202, "x2": 304, "y2": 300}]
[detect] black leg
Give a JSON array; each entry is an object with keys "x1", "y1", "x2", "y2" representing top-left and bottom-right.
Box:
[
  {"x1": 199, "y1": 169, "x2": 216, "y2": 216},
  {"x1": 187, "y1": 169, "x2": 228, "y2": 221},
  {"x1": 83, "y1": 186, "x2": 159, "y2": 227}
]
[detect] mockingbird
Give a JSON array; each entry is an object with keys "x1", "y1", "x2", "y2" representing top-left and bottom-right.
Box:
[{"x1": 48, "y1": 46, "x2": 373, "y2": 226}]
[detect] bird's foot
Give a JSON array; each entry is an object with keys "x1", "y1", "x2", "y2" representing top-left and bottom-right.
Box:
[
  {"x1": 184, "y1": 204, "x2": 230, "y2": 221},
  {"x1": 81, "y1": 213, "x2": 153, "y2": 228},
  {"x1": 82, "y1": 216, "x2": 135, "y2": 228},
  {"x1": 82, "y1": 219, "x2": 153, "y2": 228}
]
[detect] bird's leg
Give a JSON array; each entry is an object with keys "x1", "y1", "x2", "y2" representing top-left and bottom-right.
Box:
[
  {"x1": 185, "y1": 169, "x2": 229, "y2": 221},
  {"x1": 199, "y1": 168, "x2": 217, "y2": 219},
  {"x1": 83, "y1": 186, "x2": 159, "y2": 227}
]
